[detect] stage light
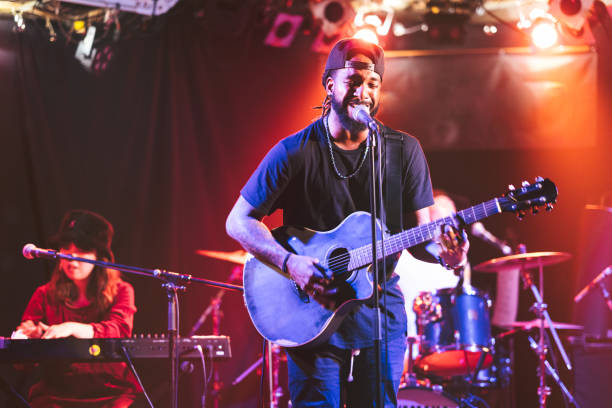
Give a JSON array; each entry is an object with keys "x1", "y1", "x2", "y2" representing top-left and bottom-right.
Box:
[
  {"x1": 309, "y1": 0, "x2": 355, "y2": 37},
  {"x1": 549, "y1": 0, "x2": 594, "y2": 31},
  {"x1": 353, "y1": 26, "x2": 379, "y2": 44},
  {"x1": 264, "y1": 12, "x2": 304, "y2": 48},
  {"x1": 354, "y1": 3, "x2": 394, "y2": 36},
  {"x1": 75, "y1": 25, "x2": 97, "y2": 71},
  {"x1": 483, "y1": 24, "x2": 497, "y2": 36},
  {"x1": 91, "y1": 44, "x2": 114, "y2": 75},
  {"x1": 13, "y1": 10, "x2": 25, "y2": 32},
  {"x1": 531, "y1": 18, "x2": 559, "y2": 49}
]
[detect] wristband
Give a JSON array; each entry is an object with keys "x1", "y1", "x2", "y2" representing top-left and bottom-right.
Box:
[{"x1": 281, "y1": 253, "x2": 292, "y2": 274}]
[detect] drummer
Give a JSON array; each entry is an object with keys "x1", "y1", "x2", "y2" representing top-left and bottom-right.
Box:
[{"x1": 396, "y1": 190, "x2": 471, "y2": 356}]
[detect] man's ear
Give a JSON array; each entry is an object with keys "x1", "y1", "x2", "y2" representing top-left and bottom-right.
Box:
[{"x1": 325, "y1": 76, "x2": 334, "y2": 96}]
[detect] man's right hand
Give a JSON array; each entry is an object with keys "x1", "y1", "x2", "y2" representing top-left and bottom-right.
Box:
[{"x1": 286, "y1": 254, "x2": 333, "y2": 297}]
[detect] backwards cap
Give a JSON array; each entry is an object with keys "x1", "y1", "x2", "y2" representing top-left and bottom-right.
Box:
[{"x1": 322, "y1": 38, "x2": 385, "y2": 86}]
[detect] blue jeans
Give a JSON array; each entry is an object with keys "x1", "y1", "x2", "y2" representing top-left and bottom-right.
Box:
[{"x1": 285, "y1": 335, "x2": 406, "y2": 408}]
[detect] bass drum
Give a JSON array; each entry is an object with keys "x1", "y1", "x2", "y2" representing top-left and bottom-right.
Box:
[
  {"x1": 397, "y1": 385, "x2": 459, "y2": 408},
  {"x1": 415, "y1": 286, "x2": 493, "y2": 378}
]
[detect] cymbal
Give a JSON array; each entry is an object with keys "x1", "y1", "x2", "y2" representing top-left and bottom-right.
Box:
[
  {"x1": 505, "y1": 319, "x2": 583, "y2": 330},
  {"x1": 473, "y1": 251, "x2": 571, "y2": 273},
  {"x1": 195, "y1": 249, "x2": 248, "y2": 265}
]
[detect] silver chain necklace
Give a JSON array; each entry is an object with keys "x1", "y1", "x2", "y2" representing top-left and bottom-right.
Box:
[{"x1": 324, "y1": 115, "x2": 369, "y2": 180}]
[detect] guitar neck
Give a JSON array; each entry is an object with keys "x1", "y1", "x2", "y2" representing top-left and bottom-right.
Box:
[{"x1": 347, "y1": 198, "x2": 502, "y2": 270}]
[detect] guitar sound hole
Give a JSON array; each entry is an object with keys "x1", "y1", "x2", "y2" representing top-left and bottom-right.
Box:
[{"x1": 327, "y1": 248, "x2": 350, "y2": 280}]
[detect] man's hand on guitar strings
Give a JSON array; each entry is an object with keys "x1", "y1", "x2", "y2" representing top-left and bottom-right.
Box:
[
  {"x1": 286, "y1": 254, "x2": 336, "y2": 302},
  {"x1": 436, "y1": 219, "x2": 469, "y2": 270}
]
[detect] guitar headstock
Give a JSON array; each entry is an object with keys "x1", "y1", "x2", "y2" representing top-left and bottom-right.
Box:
[{"x1": 498, "y1": 177, "x2": 557, "y2": 219}]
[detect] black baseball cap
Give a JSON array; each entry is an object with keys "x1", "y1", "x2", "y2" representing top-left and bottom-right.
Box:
[
  {"x1": 322, "y1": 38, "x2": 385, "y2": 86},
  {"x1": 49, "y1": 209, "x2": 115, "y2": 261}
]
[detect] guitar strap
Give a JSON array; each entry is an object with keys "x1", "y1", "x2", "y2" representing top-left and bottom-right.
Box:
[{"x1": 383, "y1": 131, "x2": 404, "y2": 234}]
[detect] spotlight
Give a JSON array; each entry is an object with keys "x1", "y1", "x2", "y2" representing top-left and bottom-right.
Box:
[
  {"x1": 264, "y1": 12, "x2": 304, "y2": 48},
  {"x1": 13, "y1": 11, "x2": 25, "y2": 32},
  {"x1": 354, "y1": 3, "x2": 394, "y2": 36},
  {"x1": 309, "y1": 0, "x2": 355, "y2": 37},
  {"x1": 353, "y1": 26, "x2": 379, "y2": 45},
  {"x1": 483, "y1": 24, "x2": 497, "y2": 36},
  {"x1": 549, "y1": 0, "x2": 594, "y2": 30},
  {"x1": 530, "y1": 18, "x2": 559, "y2": 49},
  {"x1": 91, "y1": 44, "x2": 114, "y2": 75},
  {"x1": 75, "y1": 25, "x2": 97, "y2": 71}
]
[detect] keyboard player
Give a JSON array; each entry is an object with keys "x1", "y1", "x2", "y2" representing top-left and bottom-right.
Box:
[{"x1": 15, "y1": 210, "x2": 141, "y2": 408}]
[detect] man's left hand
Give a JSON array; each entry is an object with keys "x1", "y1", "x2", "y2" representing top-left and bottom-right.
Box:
[{"x1": 436, "y1": 219, "x2": 469, "y2": 270}]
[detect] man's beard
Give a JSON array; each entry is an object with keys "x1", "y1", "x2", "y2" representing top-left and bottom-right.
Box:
[{"x1": 330, "y1": 93, "x2": 378, "y2": 133}]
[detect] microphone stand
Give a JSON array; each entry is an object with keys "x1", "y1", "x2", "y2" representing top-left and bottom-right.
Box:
[
  {"x1": 574, "y1": 266, "x2": 612, "y2": 311},
  {"x1": 26, "y1": 250, "x2": 242, "y2": 408},
  {"x1": 367, "y1": 122, "x2": 385, "y2": 408}
]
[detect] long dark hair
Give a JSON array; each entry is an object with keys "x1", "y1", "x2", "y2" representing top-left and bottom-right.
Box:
[{"x1": 48, "y1": 244, "x2": 121, "y2": 316}]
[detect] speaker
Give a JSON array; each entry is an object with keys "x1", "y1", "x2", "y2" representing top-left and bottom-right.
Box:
[
  {"x1": 571, "y1": 337, "x2": 612, "y2": 407},
  {"x1": 573, "y1": 205, "x2": 612, "y2": 338}
]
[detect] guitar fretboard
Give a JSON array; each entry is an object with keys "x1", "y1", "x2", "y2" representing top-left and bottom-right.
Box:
[{"x1": 346, "y1": 198, "x2": 502, "y2": 270}]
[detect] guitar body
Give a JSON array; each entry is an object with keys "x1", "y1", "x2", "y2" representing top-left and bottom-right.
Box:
[{"x1": 243, "y1": 212, "x2": 380, "y2": 348}]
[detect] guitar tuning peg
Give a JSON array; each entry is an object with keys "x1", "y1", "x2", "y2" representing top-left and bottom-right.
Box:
[
  {"x1": 517, "y1": 210, "x2": 526, "y2": 220},
  {"x1": 546, "y1": 203, "x2": 554, "y2": 211},
  {"x1": 508, "y1": 184, "x2": 516, "y2": 191},
  {"x1": 521, "y1": 180, "x2": 530, "y2": 187},
  {"x1": 532, "y1": 207, "x2": 539, "y2": 215},
  {"x1": 535, "y1": 176, "x2": 544, "y2": 182}
]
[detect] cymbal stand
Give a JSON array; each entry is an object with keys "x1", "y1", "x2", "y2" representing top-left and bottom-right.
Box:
[
  {"x1": 519, "y1": 259, "x2": 572, "y2": 408},
  {"x1": 527, "y1": 337, "x2": 581, "y2": 408}
]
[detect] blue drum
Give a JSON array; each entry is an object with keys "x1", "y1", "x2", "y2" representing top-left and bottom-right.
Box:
[{"x1": 414, "y1": 286, "x2": 493, "y2": 378}]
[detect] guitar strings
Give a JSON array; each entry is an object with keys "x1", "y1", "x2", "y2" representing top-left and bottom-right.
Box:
[{"x1": 323, "y1": 200, "x2": 497, "y2": 272}]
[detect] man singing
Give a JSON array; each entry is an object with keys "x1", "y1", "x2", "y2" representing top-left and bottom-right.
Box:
[{"x1": 226, "y1": 38, "x2": 468, "y2": 407}]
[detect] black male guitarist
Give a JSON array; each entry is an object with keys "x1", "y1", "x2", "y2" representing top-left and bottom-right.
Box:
[{"x1": 226, "y1": 38, "x2": 470, "y2": 408}]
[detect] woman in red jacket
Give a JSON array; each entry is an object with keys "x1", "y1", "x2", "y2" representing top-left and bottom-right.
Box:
[{"x1": 16, "y1": 209, "x2": 141, "y2": 408}]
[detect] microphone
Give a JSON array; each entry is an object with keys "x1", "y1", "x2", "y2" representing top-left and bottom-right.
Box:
[
  {"x1": 574, "y1": 266, "x2": 612, "y2": 303},
  {"x1": 470, "y1": 222, "x2": 512, "y2": 255},
  {"x1": 22, "y1": 243, "x2": 58, "y2": 260},
  {"x1": 351, "y1": 104, "x2": 377, "y2": 130}
]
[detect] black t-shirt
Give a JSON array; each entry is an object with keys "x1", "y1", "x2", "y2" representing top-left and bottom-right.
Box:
[{"x1": 241, "y1": 117, "x2": 434, "y2": 348}]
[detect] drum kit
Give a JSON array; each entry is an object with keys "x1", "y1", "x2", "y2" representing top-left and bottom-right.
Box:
[
  {"x1": 399, "y1": 250, "x2": 581, "y2": 408},
  {"x1": 196, "y1": 248, "x2": 580, "y2": 408}
]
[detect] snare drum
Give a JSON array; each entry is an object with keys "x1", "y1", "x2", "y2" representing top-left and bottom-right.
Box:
[
  {"x1": 414, "y1": 286, "x2": 493, "y2": 378},
  {"x1": 397, "y1": 385, "x2": 459, "y2": 408}
]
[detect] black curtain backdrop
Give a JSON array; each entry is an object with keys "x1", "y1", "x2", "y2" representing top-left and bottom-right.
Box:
[{"x1": 0, "y1": 3, "x2": 610, "y2": 407}]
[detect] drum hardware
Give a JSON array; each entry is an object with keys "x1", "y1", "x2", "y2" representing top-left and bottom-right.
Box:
[
  {"x1": 403, "y1": 337, "x2": 419, "y2": 387},
  {"x1": 527, "y1": 336, "x2": 582, "y2": 408},
  {"x1": 475, "y1": 249, "x2": 577, "y2": 408}
]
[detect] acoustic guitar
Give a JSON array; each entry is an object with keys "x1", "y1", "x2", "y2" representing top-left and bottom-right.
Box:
[{"x1": 243, "y1": 178, "x2": 557, "y2": 348}]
